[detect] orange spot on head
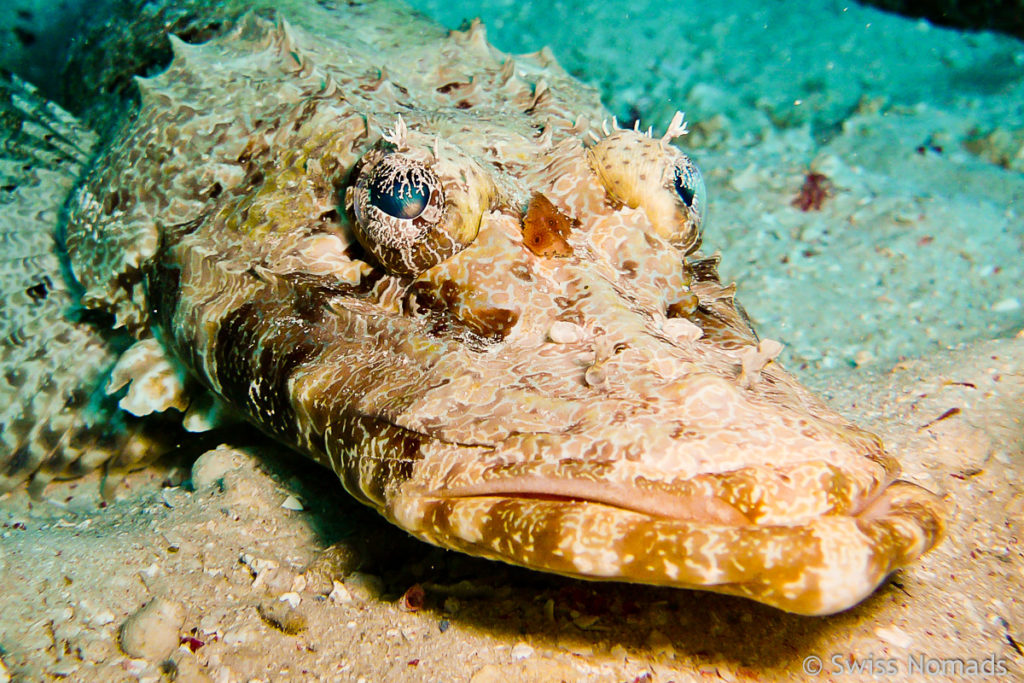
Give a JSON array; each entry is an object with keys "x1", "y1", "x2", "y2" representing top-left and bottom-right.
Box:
[{"x1": 523, "y1": 193, "x2": 574, "y2": 258}]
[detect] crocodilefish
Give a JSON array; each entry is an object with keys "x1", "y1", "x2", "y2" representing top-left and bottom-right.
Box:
[{"x1": 0, "y1": 0, "x2": 943, "y2": 615}]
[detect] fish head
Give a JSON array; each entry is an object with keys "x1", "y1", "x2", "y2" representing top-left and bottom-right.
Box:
[
  {"x1": 335, "y1": 112, "x2": 944, "y2": 616},
  {"x1": 65, "y1": 11, "x2": 944, "y2": 615}
]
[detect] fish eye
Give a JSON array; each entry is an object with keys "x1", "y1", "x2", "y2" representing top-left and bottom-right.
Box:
[
  {"x1": 672, "y1": 158, "x2": 705, "y2": 219},
  {"x1": 346, "y1": 151, "x2": 446, "y2": 276},
  {"x1": 345, "y1": 137, "x2": 494, "y2": 277},
  {"x1": 367, "y1": 158, "x2": 432, "y2": 219}
]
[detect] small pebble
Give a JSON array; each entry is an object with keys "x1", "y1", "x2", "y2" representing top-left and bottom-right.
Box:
[
  {"x1": 223, "y1": 624, "x2": 258, "y2": 645},
  {"x1": 992, "y1": 297, "x2": 1021, "y2": 313},
  {"x1": 875, "y1": 625, "x2": 913, "y2": 649},
  {"x1": 854, "y1": 349, "x2": 875, "y2": 366},
  {"x1": 279, "y1": 592, "x2": 301, "y2": 609},
  {"x1": 583, "y1": 363, "x2": 607, "y2": 388},
  {"x1": 48, "y1": 661, "x2": 79, "y2": 677},
  {"x1": 161, "y1": 487, "x2": 189, "y2": 508},
  {"x1": 258, "y1": 599, "x2": 307, "y2": 635},
  {"x1": 182, "y1": 396, "x2": 222, "y2": 432},
  {"x1": 78, "y1": 599, "x2": 115, "y2": 627},
  {"x1": 252, "y1": 566, "x2": 296, "y2": 594},
  {"x1": 510, "y1": 642, "x2": 534, "y2": 661},
  {"x1": 344, "y1": 572, "x2": 384, "y2": 602},
  {"x1": 88, "y1": 609, "x2": 115, "y2": 627},
  {"x1": 280, "y1": 495, "x2": 304, "y2": 511},
  {"x1": 167, "y1": 649, "x2": 208, "y2": 682},
  {"x1": 329, "y1": 581, "x2": 354, "y2": 604},
  {"x1": 190, "y1": 446, "x2": 246, "y2": 491},
  {"x1": 302, "y1": 544, "x2": 364, "y2": 595},
  {"x1": 120, "y1": 597, "x2": 185, "y2": 661}
]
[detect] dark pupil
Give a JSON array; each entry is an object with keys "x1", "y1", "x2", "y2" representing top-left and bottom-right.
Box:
[
  {"x1": 673, "y1": 167, "x2": 696, "y2": 207},
  {"x1": 369, "y1": 171, "x2": 429, "y2": 219}
]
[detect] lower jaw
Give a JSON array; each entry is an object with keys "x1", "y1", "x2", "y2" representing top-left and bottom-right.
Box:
[{"x1": 390, "y1": 479, "x2": 943, "y2": 615}]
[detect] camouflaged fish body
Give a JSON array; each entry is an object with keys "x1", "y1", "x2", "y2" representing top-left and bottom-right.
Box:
[{"x1": 2, "y1": 0, "x2": 943, "y2": 614}]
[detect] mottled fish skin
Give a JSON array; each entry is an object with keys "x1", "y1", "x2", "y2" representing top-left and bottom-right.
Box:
[
  {"x1": 0, "y1": 76, "x2": 181, "y2": 496},
  {"x1": 7, "y1": 0, "x2": 942, "y2": 614}
]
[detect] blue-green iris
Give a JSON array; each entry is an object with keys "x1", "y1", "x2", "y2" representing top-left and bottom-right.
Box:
[{"x1": 369, "y1": 172, "x2": 429, "y2": 219}]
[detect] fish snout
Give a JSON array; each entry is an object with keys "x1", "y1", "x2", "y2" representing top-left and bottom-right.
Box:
[{"x1": 388, "y1": 431, "x2": 944, "y2": 615}]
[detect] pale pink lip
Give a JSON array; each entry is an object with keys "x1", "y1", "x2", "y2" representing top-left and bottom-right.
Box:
[{"x1": 438, "y1": 475, "x2": 752, "y2": 526}]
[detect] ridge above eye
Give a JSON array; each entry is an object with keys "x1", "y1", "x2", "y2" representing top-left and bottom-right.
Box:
[{"x1": 587, "y1": 128, "x2": 705, "y2": 254}]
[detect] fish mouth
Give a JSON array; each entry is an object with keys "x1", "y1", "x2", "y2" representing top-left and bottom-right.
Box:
[
  {"x1": 399, "y1": 474, "x2": 944, "y2": 616},
  {"x1": 439, "y1": 476, "x2": 753, "y2": 525},
  {"x1": 385, "y1": 370, "x2": 945, "y2": 615}
]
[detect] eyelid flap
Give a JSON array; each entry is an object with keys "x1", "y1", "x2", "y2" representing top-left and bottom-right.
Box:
[{"x1": 588, "y1": 130, "x2": 704, "y2": 254}]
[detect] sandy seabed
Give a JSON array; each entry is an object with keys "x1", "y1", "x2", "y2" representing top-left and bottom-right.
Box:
[
  {"x1": 1, "y1": 337, "x2": 1022, "y2": 682},
  {"x1": 1, "y1": 0, "x2": 1023, "y2": 680}
]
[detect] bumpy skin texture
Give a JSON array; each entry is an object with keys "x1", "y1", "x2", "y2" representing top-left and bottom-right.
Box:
[
  {"x1": 10, "y1": 0, "x2": 943, "y2": 615},
  {"x1": 0, "y1": 77, "x2": 175, "y2": 495}
]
